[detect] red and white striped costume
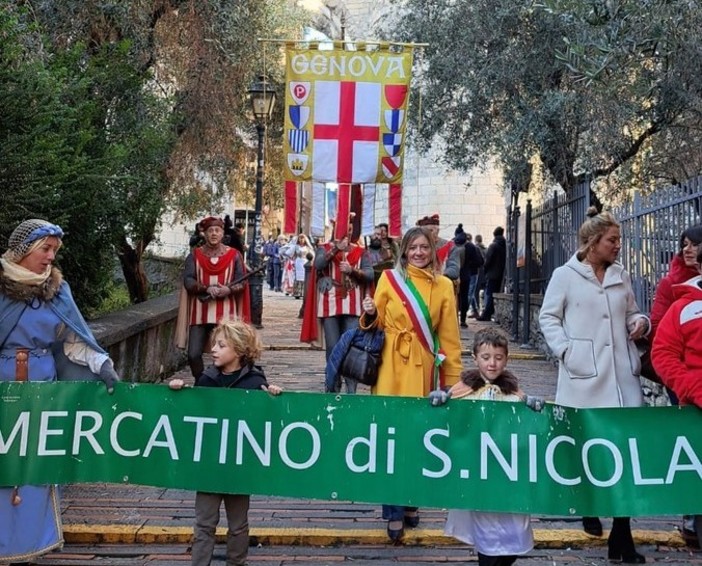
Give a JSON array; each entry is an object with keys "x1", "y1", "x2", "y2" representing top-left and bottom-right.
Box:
[
  {"x1": 188, "y1": 247, "x2": 243, "y2": 325},
  {"x1": 317, "y1": 243, "x2": 365, "y2": 318}
]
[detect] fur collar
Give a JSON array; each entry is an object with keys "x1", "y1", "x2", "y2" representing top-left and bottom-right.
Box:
[
  {"x1": 459, "y1": 368, "x2": 519, "y2": 395},
  {"x1": 0, "y1": 266, "x2": 63, "y2": 302}
]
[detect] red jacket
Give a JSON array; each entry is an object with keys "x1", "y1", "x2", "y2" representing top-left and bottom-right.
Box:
[
  {"x1": 650, "y1": 255, "x2": 699, "y2": 342},
  {"x1": 651, "y1": 275, "x2": 702, "y2": 406}
]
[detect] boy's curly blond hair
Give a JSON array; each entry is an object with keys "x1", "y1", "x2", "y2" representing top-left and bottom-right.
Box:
[{"x1": 212, "y1": 319, "x2": 262, "y2": 367}]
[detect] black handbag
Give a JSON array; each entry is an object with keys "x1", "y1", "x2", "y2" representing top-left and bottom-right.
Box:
[
  {"x1": 636, "y1": 337, "x2": 662, "y2": 385},
  {"x1": 339, "y1": 331, "x2": 384, "y2": 386}
]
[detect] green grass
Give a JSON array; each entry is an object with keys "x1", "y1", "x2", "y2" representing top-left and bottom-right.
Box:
[
  {"x1": 85, "y1": 284, "x2": 132, "y2": 319},
  {"x1": 85, "y1": 257, "x2": 184, "y2": 319}
]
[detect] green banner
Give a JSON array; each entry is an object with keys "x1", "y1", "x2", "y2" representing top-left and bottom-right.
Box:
[{"x1": 1, "y1": 382, "x2": 700, "y2": 516}]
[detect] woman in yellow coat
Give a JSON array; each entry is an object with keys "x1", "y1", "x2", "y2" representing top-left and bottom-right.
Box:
[{"x1": 360, "y1": 226, "x2": 463, "y2": 542}]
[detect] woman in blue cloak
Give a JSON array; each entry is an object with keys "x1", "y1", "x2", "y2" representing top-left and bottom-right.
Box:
[{"x1": 0, "y1": 219, "x2": 119, "y2": 564}]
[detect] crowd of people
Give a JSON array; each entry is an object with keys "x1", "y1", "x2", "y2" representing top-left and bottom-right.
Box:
[
  {"x1": 315, "y1": 207, "x2": 702, "y2": 562},
  {"x1": 3, "y1": 207, "x2": 702, "y2": 566}
]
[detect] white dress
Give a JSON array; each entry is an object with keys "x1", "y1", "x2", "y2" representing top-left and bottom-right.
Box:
[{"x1": 444, "y1": 383, "x2": 534, "y2": 556}]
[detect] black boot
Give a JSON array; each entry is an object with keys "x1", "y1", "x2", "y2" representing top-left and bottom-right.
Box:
[
  {"x1": 386, "y1": 519, "x2": 404, "y2": 543},
  {"x1": 608, "y1": 517, "x2": 645, "y2": 563},
  {"x1": 582, "y1": 516, "x2": 603, "y2": 536},
  {"x1": 682, "y1": 514, "x2": 700, "y2": 548}
]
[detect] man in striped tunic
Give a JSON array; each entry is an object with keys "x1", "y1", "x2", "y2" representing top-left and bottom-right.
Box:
[
  {"x1": 313, "y1": 230, "x2": 373, "y2": 392},
  {"x1": 183, "y1": 216, "x2": 246, "y2": 382}
]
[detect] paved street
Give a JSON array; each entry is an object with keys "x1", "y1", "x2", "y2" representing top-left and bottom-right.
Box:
[
  {"x1": 32, "y1": 542, "x2": 702, "y2": 565},
  {"x1": 31, "y1": 288, "x2": 698, "y2": 565}
]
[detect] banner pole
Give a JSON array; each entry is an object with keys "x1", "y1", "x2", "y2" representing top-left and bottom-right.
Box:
[{"x1": 257, "y1": 37, "x2": 429, "y2": 48}]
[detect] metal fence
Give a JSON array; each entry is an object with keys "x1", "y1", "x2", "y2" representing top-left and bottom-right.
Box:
[
  {"x1": 528, "y1": 179, "x2": 591, "y2": 294},
  {"x1": 507, "y1": 174, "x2": 702, "y2": 343},
  {"x1": 613, "y1": 175, "x2": 702, "y2": 314}
]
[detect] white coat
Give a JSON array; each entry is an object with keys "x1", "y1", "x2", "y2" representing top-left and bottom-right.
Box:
[{"x1": 539, "y1": 254, "x2": 649, "y2": 408}]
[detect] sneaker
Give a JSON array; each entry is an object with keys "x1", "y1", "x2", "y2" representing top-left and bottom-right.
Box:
[{"x1": 460, "y1": 321, "x2": 468, "y2": 328}]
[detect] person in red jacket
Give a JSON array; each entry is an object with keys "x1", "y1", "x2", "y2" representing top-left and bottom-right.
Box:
[
  {"x1": 652, "y1": 247, "x2": 702, "y2": 549},
  {"x1": 649, "y1": 225, "x2": 702, "y2": 550},
  {"x1": 649, "y1": 225, "x2": 702, "y2": 341},
  {"x1": 652, "y1": 248, "x2": 702, "y2": 407}
]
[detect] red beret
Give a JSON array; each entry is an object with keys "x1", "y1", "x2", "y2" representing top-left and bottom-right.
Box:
[{"x1": 200, "y1": 216, "x2": 224, "y2": 231}]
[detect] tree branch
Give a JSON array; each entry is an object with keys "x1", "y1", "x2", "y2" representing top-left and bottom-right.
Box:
[{"x1": 588, "y1": 120, "x2": 665, "y2": 180}]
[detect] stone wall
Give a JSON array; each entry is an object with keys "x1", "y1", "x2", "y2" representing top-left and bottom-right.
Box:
[
  {"x1": 88, "y1": 292, "x2": 183, "y2": 383},
  {"x1": 493, "y1": 293, "x2": 670, "y2": 407}
]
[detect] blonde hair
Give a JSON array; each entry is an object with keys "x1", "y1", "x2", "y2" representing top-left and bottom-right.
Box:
[
  {"x1": 211, "y1": 319, "x2": 262, "y2": 367},
  {"x1": 3, "y1": 219, "x2": 63, "y2": 263},
  {"x1": 577, "y1": 206, "x2": 620, "y2": 259},
  {"x1": 396, "y1": 226, "x2": 441, "y2": 278}
]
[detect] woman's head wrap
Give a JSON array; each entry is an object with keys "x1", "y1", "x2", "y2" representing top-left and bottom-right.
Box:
[{"x1": 4, "y1": 219, "x2": 64, "y2": 262}]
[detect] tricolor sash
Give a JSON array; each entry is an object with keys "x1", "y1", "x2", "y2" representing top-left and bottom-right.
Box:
[{"x1": 385, "y1": 269, "x2": 446, "y2": 389}]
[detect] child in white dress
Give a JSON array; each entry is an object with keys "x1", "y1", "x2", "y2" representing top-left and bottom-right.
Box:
[{"x1": 442, "y1": 328, "x2": 543, "y2": 566}]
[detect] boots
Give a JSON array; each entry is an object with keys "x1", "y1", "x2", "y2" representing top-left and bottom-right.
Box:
[
  {"x1": 608, "y1": 517, "x2": 645, "y2": 563},
  {"x1": 582, "y1": 516, "x2": 603, "y2": 536}
]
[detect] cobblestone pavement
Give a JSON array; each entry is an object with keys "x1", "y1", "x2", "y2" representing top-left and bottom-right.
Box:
[
  {"x1": 34, "y1": 288, "x2": 695, "y2": 565},
  {"x1": 32, "y1": 542, "x2": 702, "y2": 566}
]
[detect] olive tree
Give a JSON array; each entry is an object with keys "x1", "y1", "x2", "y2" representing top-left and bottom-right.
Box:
[{"x1": 393, "y1": 0, "x2": 702, "y2": 196}]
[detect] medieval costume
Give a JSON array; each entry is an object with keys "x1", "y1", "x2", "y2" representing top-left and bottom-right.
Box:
[
  {"x1": 176, "y1": 216, "x2": 249, "y2": 381},
  {"x1": 0, "y1": 219, "x2": 117, "y2": 563},
  {"x1": 301, "y1": 238, "x2": 373, "y2": 392}
]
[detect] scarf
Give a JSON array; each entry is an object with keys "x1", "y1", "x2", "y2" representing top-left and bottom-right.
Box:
[{"x1": 0, "y1": 257, "x2": 52, "y2": 286}]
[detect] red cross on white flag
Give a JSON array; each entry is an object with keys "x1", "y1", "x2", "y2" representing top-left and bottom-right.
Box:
[
  {"x1": 284, "y1": 47, "x2": 412, "y2": 185},
  {"x1": 313, "y1": 81, "x2": 380, "y2": 184}
]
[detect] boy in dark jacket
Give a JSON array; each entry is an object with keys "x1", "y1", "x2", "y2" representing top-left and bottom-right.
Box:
[{"x1": 169, "y1": 319, "x2": 282, "y2": 566}]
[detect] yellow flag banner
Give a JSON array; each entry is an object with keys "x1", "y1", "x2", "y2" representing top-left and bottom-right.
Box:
[
  {"x1": 284, "y1": 47, "x2": 413, "y2": 184},
  {"x1": 1, "y1": 382, "x2": 702, "y2": 516}
]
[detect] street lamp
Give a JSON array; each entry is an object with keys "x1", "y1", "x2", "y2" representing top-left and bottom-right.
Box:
[{"x1": 247, "y1": 76, "x2": 276, "y2": 328}]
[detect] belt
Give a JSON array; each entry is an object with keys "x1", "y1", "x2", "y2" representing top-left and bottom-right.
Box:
[{"x1": 15, "y1": 347, "x2": 29, "y2": 382}]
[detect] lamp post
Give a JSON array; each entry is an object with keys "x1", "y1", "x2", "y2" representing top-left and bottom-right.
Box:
[{"x1": 247, "y1": 76, "x2": 276, "y2": 328}]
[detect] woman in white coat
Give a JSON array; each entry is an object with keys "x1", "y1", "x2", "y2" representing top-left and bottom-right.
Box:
[{"x1": 539, "y1": 207, "x2": 649, "y2": 565}]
